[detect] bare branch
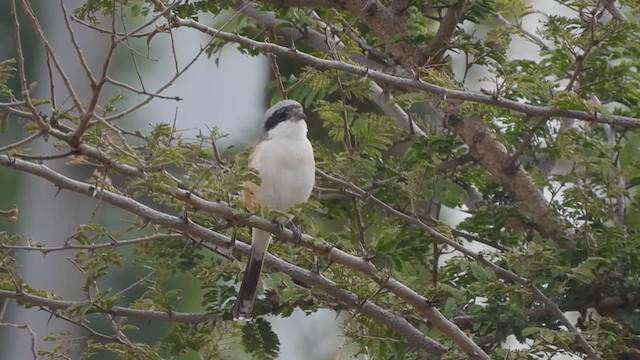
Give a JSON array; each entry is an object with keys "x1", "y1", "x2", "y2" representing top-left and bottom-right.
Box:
[
  {"x1": 0, "y1": 322, "x2": 37, "y2": 359},
  {"x1": 104, "y1": 76, "x2": 183, "y2": 101},
  {"x1": 68, "y1": 1, "x2": 119, "y2": 147},
  {"x1": 10, "y1": 0, "x2": 48, "y2": 131},
  {"x1": 0, "y1": 233, "x2": 185, "y2": 254},
  {"x1": 10, "y1": 151, "x2": 77, "y2": 161},
  {"x1": 0, "y1": 130, "x2": 45, "y2": 153},
  {"x1": 60, "y1": 0, "x2": 95, "y2": 85},
  {"x1": 102, "y1": 38, "x2": 210, "y2": 122},
  {"x1": 19, "y1": 0, "x2": 84, "y2": 113}
]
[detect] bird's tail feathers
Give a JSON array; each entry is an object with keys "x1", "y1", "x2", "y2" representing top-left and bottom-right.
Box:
[{"x1": 233, "y1": 229, "x2": 270, "y2": 321}]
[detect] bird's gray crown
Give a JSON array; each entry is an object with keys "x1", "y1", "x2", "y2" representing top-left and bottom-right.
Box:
[{"x1": 263, "y1": 100, "x2": 305, "y2": 132}]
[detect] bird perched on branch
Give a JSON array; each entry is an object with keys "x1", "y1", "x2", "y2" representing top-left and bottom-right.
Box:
[{"x1": 234, "y1": 99, "x2": 315, "y2": 320}]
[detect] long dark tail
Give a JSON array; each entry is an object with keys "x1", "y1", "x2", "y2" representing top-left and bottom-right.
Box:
[{"x1": 234, "y1": 229, "x2": 270, "y2": 320}]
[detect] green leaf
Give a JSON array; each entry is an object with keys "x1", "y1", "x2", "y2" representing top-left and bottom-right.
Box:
[
  {"x1": 521, "y1": 326, "x2": 544, "y2": 337},
  {"x1": 241, "y1": 318, "x2": 280, "y2": 360}
]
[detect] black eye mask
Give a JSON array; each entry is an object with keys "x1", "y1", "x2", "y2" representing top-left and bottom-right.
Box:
[{"x1": 264, "y1": 105, "x2": 303, "y2": 131}]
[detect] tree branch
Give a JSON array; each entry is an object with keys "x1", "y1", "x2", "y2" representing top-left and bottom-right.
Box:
[
  {"x1": 0, "y1": 289, "x2": 216, "y2": 324},
  {"x1": 0, "y1": 155, "x2": 447, "y2": 357},
  {"x1": 18, "y1": 0, "x2": 84, "y2": 114},
  {"x1": 446, "y1": 115, "x2": 574, "y2": 249},
  {"x1": 528, "y1": 284, "x2": 600, "y2": 359},
  {"x1": 315, "y1": 170, "x2": 599, "y2": 358},
  {"x1": 0, "y1": 130, "x2": 45, "y2": 153},
  {"x1": 142, "y1": 6, "x2": 640, "y2": 129},
  {"x1": 328, "y1": 0, "x2": 426, "y2": 70},
  {"x1": 235, "y1": 2, "x2": 428, "y2": 136},
  {"x1": 424, "y1": 0, "x2": 466, "y2": 66},
  {"x1": 0, "y1": 234, "x2": 185, "y2": 254},
  {"x1": 78, "y1": 144, "x2": 486, "y2": 356},
  {"x1": 0, "y1": 321, "x2": 37, "y2": 360}
]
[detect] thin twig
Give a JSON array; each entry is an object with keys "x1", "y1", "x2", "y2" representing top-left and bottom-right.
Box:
[
  {"x1": 0, "y1": 322, "x2": 38, "y2": 359},
  {"x1": 506, "y1": 118, "x2": 548, "y2": 170},
  {"x1": 493, "y1": 12, "x2": 549, "y2": 51},
  {"x1": 60, "y1": 0, "x2": 95, "y2": 85},
  {"x1": 68, "y1": 0, "x2": 120, "y2": 146},
  {"x1": 0, "y1": 233, "x2": 184, "y2": 254},
  {"x1": 0, "y1": 131, "x2": 44, "y2": 153},
  {"x1": 11, "y1": 0, "x2": 47, "y2": 131},
  {"x1": 102, "y1": 40, "x2": 211, "y2": 122},
  {"x1": 104, "y1": 76, "x2": 183, "y2": 101},
  {"x1": 19, "y1": 0, "x2": 84, "y2": 113}
]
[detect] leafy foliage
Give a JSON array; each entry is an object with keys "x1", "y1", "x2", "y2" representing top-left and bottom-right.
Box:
[{"x1": 241, "y1": 318, "x2": 280, "y2": 360}]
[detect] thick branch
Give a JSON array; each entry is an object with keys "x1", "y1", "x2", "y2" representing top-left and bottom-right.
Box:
[
  {"x1": 424, "y1": 0, "x2": 466, "y2": 66},
  {"x1": 447, "y1": 115, "x2": 574, "y2": 249}
]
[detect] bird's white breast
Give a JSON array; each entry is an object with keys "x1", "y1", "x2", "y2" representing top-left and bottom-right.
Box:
[{"x1": 250, "y1": 132, "x2": 315, "y2": 211}]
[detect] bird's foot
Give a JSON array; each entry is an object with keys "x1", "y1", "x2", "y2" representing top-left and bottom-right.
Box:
[{"x1": 285, "y1": 221, "x2": 304, "y2": 245}]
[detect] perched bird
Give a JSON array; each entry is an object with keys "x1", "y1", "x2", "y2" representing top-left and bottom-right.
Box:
[{"x1": 234, "y1": 99, "x2": 315, "y2": 320}]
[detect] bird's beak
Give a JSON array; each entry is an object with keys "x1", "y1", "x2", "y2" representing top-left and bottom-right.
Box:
[{"x1": 296, "y1": 113, "x2": 307, "y2": 121}]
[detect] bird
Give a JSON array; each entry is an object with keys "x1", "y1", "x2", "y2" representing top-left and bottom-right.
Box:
[{"x1": 233, "y1": 99, "x2": 315, "y2": 320}]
